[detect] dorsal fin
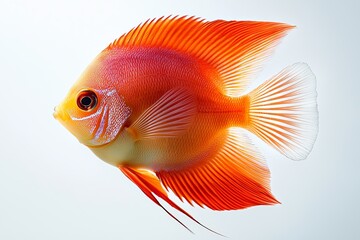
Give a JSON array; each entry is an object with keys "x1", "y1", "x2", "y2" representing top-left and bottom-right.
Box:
[{"x1": 106, "y1": 16, "x2": 294, "y2": 96}]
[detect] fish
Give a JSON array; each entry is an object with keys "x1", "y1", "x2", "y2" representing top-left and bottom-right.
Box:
[{"x1": 53, "y1": 16, "x2": 318, "y2": 233}]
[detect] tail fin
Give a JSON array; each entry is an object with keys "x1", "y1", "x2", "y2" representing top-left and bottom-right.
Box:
[{"x1": 247, "y1": 63, "x2": 318, "y2": 160}]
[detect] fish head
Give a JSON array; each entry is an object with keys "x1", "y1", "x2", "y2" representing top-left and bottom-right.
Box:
[{"x1": 54, "y1": 55, "x2": 131, "y2": 147}]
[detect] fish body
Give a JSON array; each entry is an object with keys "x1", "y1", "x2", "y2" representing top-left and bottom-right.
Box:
[
  {"x1": 54, "y1": 16, "x2": 318, "y2": 232},
  {"x1": 87, "y1": 47, "x2": 248, "y2": 170}
]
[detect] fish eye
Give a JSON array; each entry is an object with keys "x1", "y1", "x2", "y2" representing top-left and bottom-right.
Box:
[{"x1": 77, "y1": 90, "x2": 98, "y2": 111}]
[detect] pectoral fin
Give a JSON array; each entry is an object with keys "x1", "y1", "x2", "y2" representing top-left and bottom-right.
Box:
[{"x1": 127, "y1": 88, "x2": 197, "y2": 140}]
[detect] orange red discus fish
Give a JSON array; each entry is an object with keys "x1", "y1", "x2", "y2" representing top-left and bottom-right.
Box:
[{"x1": 54, "y1": 16, "x2": 318, "y2": 232}]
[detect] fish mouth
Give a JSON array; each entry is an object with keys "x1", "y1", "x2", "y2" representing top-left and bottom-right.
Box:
[
  {"x1": 53, "y1": 106, "x2": 59, "y2": 119},
  {"x1": 53, "y1": 106, "x2": 68, "y2": 121}
]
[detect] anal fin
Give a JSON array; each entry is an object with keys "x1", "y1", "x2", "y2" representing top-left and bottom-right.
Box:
[{"x1": 156, "y1": 127, "x2": 279, "y2": 210}]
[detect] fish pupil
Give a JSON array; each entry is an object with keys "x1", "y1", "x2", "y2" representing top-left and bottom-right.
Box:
[{"x1": 81, "y1": 96, "x2": 92, "y2": 106}]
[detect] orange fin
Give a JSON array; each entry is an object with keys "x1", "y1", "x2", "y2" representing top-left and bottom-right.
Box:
[
  {"x1": 119, "y1": 166, "x2": 222, "y2": 235},
  {"x1": 156, "y1": 128, "x2": 279, "y2": 210},
  {"x1": 247, "y1": 63, "x2": 318, "y2": 160},
  {"x1": 127, "y1": 88, "x2": 197, "y2": 140},
  {"x1": 107, "y1": 16, "x2": 294, "y2": 97}
]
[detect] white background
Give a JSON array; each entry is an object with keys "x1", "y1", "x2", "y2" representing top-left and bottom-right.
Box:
[{"x1": 0, "y1": 0, "x2": 358, "y2": 239}]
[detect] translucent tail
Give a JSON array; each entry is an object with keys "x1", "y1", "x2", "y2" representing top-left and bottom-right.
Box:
[{"x1": 247, "y1": 63, "x2": 318, "y2": 160}]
